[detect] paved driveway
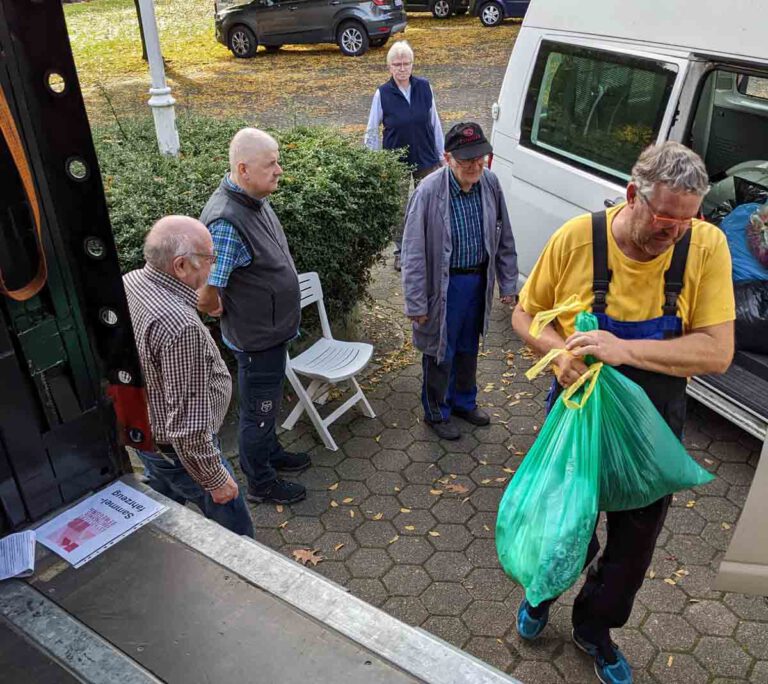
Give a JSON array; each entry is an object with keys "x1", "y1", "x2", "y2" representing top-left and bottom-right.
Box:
[{"x1": 221, "y1": 252, "x2": 768, "y2": 684}]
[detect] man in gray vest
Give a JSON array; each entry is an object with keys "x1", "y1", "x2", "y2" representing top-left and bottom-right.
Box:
[{"x1": 198, "y1": 128, "x2": 309, "y2": 505}]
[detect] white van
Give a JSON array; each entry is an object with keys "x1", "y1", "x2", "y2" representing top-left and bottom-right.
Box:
[{"x1": 490, "y1": 0, "x2": 768, "y2": 594}]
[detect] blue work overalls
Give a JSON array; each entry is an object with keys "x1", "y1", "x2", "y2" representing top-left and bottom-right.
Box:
[{"x1": 534, "y1": 211, "x2": 692, "y2": 648}]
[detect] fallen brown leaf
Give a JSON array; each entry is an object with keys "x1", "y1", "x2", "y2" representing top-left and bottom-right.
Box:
[
  {"x1": 292, "y1": 548, "x2": 324, "y2": 567},
  {"x1": 334, "y1": 543, "x2": 345, "y2": 552},
  {"x1": 444, "y1": 483, "x2": 469, "y2": 495}
]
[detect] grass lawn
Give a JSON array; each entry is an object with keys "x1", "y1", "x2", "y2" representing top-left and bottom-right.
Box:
[{"x1": 64, "y1": 0, "x2": 520, "y2": 132}]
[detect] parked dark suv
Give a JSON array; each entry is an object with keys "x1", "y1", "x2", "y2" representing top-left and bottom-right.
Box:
[
  {"x1": 403, "y1": 0, "x2": 468, "y2": 19},
  {"x1": 214, "y1": 0, "x2": 407, "y2": 57}
]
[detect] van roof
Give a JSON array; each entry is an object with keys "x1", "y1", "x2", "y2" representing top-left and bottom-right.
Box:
[{"x1": 524, "y1": 0, "x2": 768, "y2": 64}]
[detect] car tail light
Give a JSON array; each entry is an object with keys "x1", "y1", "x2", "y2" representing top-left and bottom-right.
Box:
[
  {"x1": 488, "y1": 152, "x2": 494, "y2": 169},
  {"x1": 372, "y1": 0, "x2": 387, "y2": 6}
]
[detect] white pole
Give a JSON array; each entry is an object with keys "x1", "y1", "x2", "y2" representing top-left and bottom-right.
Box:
[{"x1": 137, "y1": 0, "x2": 180, "y2": 156}]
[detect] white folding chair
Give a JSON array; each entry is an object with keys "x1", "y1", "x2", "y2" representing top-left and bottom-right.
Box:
[{"x1": 282, "y1": 272, "x2": 375, "y2": 451}]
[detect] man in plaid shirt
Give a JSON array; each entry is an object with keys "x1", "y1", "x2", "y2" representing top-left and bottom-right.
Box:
[{"x1": 124, "y1": 216, "x2": 254, "y2": 536}]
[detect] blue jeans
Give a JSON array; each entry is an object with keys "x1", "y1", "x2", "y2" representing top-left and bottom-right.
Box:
[
  {"x1": 235, "y1": 343, "x2": 288, "y2": 490},
  {"x1": 138, "y1": 448, "x2": 254, "y2": 537},
  {"x1": 421, "y1": 273, "x2": 485, "y2": 422}
]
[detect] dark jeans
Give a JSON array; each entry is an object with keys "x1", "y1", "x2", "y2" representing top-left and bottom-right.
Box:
[
  {"x1": 235, "y1": 343, "x2": 288, "y2": 490},
  {"x1": 421, "y1": 273, "x2": 485, "y2": 422},
  {"x1": 138, "y1": 448, "x2": 254, "y2": 537},
  {"x1": 394, "y1": 163, "x2": 441, "y2": 254}
]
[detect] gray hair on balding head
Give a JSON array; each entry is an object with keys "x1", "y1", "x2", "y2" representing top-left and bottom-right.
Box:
[
  {"x1": 229, "y1": 127, "x2": 278, "y2": 172},
  {"x1": 144, "y1": 215, "x2": 208, "y2": 272},
  {"x1": 387, "y1": 40, "x2": 414, "y2": 66},
  {"x1": 631, "y1": 141, "x2": 710, "y2": 198}
]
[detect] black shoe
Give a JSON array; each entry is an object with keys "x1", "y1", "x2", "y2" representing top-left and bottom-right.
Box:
[
  {"x1": 247, "y1": 478, "x2": 306, "y2": 504},
  {"x1": 452, "y1": 407, "x2": 490, "y2": 426},
  {"x1": 394, "y1": 255, "x2": 402, "y2": 272},
  {"x1": 426, "y1": 419, "x2": 460, "y2": 441},
  {"x1": 271, "y1": 451, "x2": 311, "y2": 473}
]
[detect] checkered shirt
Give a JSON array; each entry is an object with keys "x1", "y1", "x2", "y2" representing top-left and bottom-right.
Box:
[
  {"x1": 448, "y1": 170, "x2": 486, "y2": 269},
  {"x1": 123, "y1": 265, "x2": 232, "y2": 490},
  {"x1": 206, "y1": 174, "x2": 252, "y2": 288}
]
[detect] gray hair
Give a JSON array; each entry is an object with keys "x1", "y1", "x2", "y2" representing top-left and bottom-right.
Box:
[
  {"x1": 631, "y1": 141, "x2": 710, "y2": 197},
  {"x1": 229, "y1": 127, "x2": 278, "y2": 172},
  {"x1": 386, "y1": 40, "x2": 414, "y2": 66},
  {"x1": 143, "y1": 216, "x2": 207, "y2": 271}
]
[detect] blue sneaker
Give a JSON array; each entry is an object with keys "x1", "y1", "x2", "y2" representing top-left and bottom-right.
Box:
[
  {"x1": 572, "y1": 629, "x2": 633, "y2": 684},
  {"x1": 516, "y1": 597, "x2": 549, "y2": 641}
]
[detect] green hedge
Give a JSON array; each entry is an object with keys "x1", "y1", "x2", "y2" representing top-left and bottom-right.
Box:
[{"x1": 93, "y1": 115, "x2": 408, "y2": 320}]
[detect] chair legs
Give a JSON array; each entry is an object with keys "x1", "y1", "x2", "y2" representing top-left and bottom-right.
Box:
[{"x1": 283, "y1": 365, "x2": 376, "y2": 451}]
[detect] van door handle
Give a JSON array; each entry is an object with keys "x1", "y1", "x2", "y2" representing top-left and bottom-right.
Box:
[
  {"x1": 604, "y1": 196, "x2": 623, "y2": 208},
  {"x1": 330, "y1": 1, "x2": 340, "y2": 4}
]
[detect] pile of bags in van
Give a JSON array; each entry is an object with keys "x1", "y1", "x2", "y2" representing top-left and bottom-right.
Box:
[{"x1": 495, "y1": 298, "x2": 714, "y2": 607}]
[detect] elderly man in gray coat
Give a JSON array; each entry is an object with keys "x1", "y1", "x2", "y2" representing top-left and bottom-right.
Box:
[{"x1": 401, "y1": 122, "x2": 518, "y2": 441}]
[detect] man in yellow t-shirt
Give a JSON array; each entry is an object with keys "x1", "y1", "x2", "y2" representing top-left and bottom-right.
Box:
[{"x1": 510, "y1": 142, "x2": 735, "y2": 684}]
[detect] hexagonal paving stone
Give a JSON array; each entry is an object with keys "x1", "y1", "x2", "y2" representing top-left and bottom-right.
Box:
[
  {"x1": 348, "y1": 416, "x2": 385, "y2": 438},
  {"x1": 471, "y1": 443, "x2": 511, "y2": 465},
  {"x1": 404, "y1": 461, "x2": 441, "y2": 485},
  {"x1": 378, "y1": 428, "x2": 414, "y2": 451},
  {"x1": 320, "y1": 505, "x2": 361, "y2": 532},
  {"x1": 464, "y1": 637, "x2": 515, "y2": 672},
  {"x1": 367, "y1": 472, "x2": 406, "y2": 496},
  {"x1": 650, "y1": 652, "x2": 709, "y2": 684},
  {"x1": 463, "y1": 568, "x2": 515, "y2": 601},
  {"x1": 252, "y1": 527, "x2": 283, "y2": 548},
  {"x1": 387, "y1": 536, "x2": 434, "y2": 565},
  {"x1": 470, "y1": 463, "x2": 511, "y2": 487},
  {"x1": 431, "y1": 498, "x2": 475, "y2": 524},
  {"x1": 422, "y1": 616, "x2": 470, "y2": 648},
  {"x1": 397, "y1": 484, "x2": 441, "y2": 510},
  {"x1": 407, "y1": 440, "x2": 445, "y2": 463},
  {"x1": 642, "y1": 613, "x2": 698, "y2": 651},
  {"x1": 421, "y1": 582, "x2": 472, "y2": 616},
  {"x1": 347, "y1": 578, "x2": 387, "y2": 607},
  {"x1": 437, "y1": 452, "x2": 477, "y2": 474},
  {"x1": 694, "y1": 636, "x2": 754, "y2": 679},
  {"x1": 424, "y1": 551, "x2": 472, "y2": 582},
  {"x1": 354, "y1": 520, "x2": 398, "y2": 548},
  {"x1": 716, "y1": 462, "x2": 756, "y2": 486},
  {"x1": 709, "y1": 440, "x2": 752, "y2": 462},
  {"x1": 635, "y1": 578, "x2": 689, "y2": 613},
  {"x1": 466, "y1": 538, "x2": 501, "y2": 568},
  {"x1": 726, "y1": 485, "x2": 750, "y2": 508},
  {"x1": 664, "y1": 507, "x2": 707, "y2": 535},
  {"x1": 462, "y1": 600, "x2": 512, "y2": 637},
  {"x1": 360, "y1": 494, "x2": 402, "y2": 520},
  {"x1": 467, "y1": 511, "x2": 496, "y2": 538},
  {"x1": 665, "y1": 534, "x2": 718, "y2": 566},
  {"x1": 347, "y1": 547, "x2": 392, "y2": 579},
  {"x1": 382, "y1": 596, "x2": 428, "y2": 626},
  {"x1": 382, "y1": 565, "x2": 432, "y2": 597},
  {"x1": 701, "y1": 521, "x2": 734, "y2": 552},
  {"x1": 470, "y1": 486, "x2": 504, "y2": 512},
  {"x1": 693, "y1": 496, "x2": 742, "y2": 523},
  {"x1": 751, "y1": 661, "x2": 768, "y2": 683},
  {"x1": 684, "y1": 600, "x2": 739, "y2": 636},
  {"x1": 371, "y1": 449, "x2": 410, "y2": 472},
  {"x1": 512, "y1": 661, "x2": 564, "y2": 683},
  {"x1": 443, "y1": 434, "x2": 479, "y2": 454},
  {"x1": 379, "y1": 409, "x2": 417, "y2": 430},
  {"x1": 724, "y1": 593, "x2": 768, "y2": 621},
  {"x1": 314, "y1": 531, "x2": 357, "y2": 560},
  {"x1": 289, "y1": 491, "x2": 332, "y2": 517},
  {"x1": 554, "y1": 643, "x2": 599, "y2": 683},
  {"x1": 342, "y1": 436, "x2": 381, "y2": 459},
  {"x1": 295, "y1": 466, "x2": 339, "y2": 491},
  {"x1": 390, "y1": 375, "x2": 421, "y2": 394},
  {"x1": 250, "y1": 505, "x2": 293, "y2": 528},
  {"x1": 675, "y1": 565, "x2": 723, "y2": 600},
  {"x1": 313, "y1": 560, "x2": 350, "y2": 586},
  {"x1": 280, "y1": 516, "x2": 326, "y2": 545},
  {"x1": 426, "y1": 523, "x2": 473, "y2": 551},
  {"x1": 613, "y1": 629, "x2": 656, "y2": 669},
  {"x1": 736, "y1": 622, "x2": 768, "y2": 660},
  {"x1": 329, "y1": 481, "x2": 370, "y2": 503},
  {"x1": 335, "y1": 458, "x2": 376, "y2": 481},
  {"x1": 394, "y1": 509, "x2": 437, "y2": 535}
]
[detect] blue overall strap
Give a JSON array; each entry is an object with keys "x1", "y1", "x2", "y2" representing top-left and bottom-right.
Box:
[
  {"x1": 591, "y1": 211, "x2": 611, "y2": 314},
  {"x1": 662, "y1": 228, "x2": 692, "y2": 317}
]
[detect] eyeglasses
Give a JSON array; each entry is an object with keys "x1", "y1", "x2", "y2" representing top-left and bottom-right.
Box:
[
  {"x1": 183, "y1": 251, "x2": 217, "y2": 264},
  {"x1": 390, "y1": 61, "x2": 413, "y2": 70},
  {"x1": 454, "y1": 155, "x2": 488, "y2": 168},
  {"x1": 637, "y1": 192, "x2": 695, "y2": 230}
]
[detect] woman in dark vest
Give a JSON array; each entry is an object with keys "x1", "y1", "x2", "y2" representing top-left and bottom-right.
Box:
[{"x1": 364, "y1": 40, "x2": 444, "y2": 271}]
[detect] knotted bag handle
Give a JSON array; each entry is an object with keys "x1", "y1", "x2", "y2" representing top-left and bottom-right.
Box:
[{"x1": 0, "y1": 88, "x2": 47, "y2": 301}]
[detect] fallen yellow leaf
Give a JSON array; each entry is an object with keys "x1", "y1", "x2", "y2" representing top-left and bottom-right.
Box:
[
  {"x1": 373, "y1": 512, "x2": 383, "y2": 520},
  {"x1": 330, "y1": 500, "x2": 339, "y2": 508},
  {"x1": 342, "y1": 497, "x2": 354, "y2": 504},
  {"x1": 428, "y1": 531, "x2": 440, "y2": 537},
  {"x1": 334, "y1": 543, "x2": 345, "y2": 552},
  {"x1": 400, "y1": 508, "x2": 411, "y2": 513},
  {"x1": 404, "y1": 525, "x2": 416, "y2": 531},
  {"x1": 328, "y1": 483, "x2": 339, "y2": 491}
]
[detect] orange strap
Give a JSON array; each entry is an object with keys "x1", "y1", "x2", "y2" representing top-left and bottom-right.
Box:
[{"x1": 0, "y1": 88, "x2": 47, "y2": 301}]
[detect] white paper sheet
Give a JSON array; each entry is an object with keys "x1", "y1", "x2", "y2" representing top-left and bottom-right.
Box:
[
  {"x1": 0, "y1": 530, "x2": 36, "y2": 580},
  {"x1": 36, "y1": 483, "x2": 166, "y2": 568}
]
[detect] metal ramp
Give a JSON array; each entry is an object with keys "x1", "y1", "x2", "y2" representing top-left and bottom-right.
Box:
[{"x1": 0, "y1": 476, "x2": 521, "y2": 684}]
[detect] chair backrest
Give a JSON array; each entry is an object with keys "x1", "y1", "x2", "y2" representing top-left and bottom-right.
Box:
[{"x1": 297, "y1": 272, "x2": 332, "y2": 339}]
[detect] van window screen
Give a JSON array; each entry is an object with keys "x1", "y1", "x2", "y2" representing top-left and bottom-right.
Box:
[{"x1": 522, "y1": 41, "x2": 678, "y2": 181}]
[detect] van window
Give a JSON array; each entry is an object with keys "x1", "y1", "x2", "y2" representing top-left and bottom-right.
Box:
[
  {"x1": 521, "y1": 41, "x2": 678, "y2": 182},
  {"x1": 689, "y1": 67, "x2": 768, "y2": 220}
]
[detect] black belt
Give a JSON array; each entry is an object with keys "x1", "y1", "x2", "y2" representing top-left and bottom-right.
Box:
[
  {"x1": 450, "y1": 263, "x2": 487, "y2": 275},
  {"x1": 155, "y1": 443, "x2": 177, "y2": 456}
]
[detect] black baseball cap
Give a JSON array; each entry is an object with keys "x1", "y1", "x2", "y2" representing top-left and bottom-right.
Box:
[{"x1": 444, "y1": 122, "x2": 493, "y2": 160}]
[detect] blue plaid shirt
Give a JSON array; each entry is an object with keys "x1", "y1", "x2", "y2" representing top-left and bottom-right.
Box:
[
  {"x1": 448, "y1": 171, "x2": 486, "y2": 269},
  {"x1": 206, "y1": 174, "x2": 252, "y2": 289}
]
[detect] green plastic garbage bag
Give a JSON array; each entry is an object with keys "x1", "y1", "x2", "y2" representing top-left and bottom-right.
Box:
[{"x1": 495, "y1": 297, "x2": 715, "y2": 605}]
